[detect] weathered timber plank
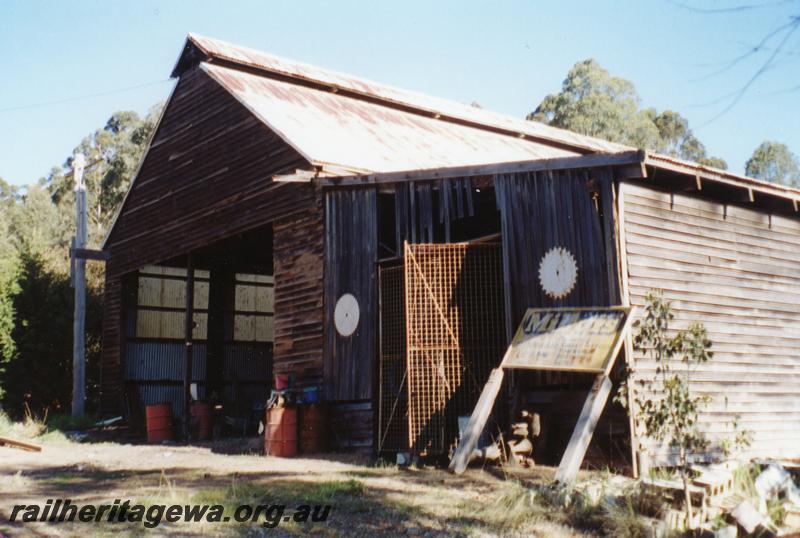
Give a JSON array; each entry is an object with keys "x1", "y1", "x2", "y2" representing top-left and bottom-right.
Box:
[
  {"x1": 554, "y1": 375, "x2": 613, "y2": 483},
  {"x1": 450, "y1": 368, "x2": 505, "y2": 475}
]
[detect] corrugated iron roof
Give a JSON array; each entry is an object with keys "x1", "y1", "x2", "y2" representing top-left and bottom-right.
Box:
[
  {"x1": 183, "y1": 34, "x2": 630, "y2": 161},
  {"x1": 645, "y1": 152, "x2": 800, "y2": 197},
  {"x1": 202, "y1": 63, "x2": 580, "y2": 173}
]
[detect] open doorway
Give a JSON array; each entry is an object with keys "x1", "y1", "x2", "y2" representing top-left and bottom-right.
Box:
[
  {"x1": 122, "y1": 225, "x2": 275, "y2": 434},
  {"x1": 375, "y1": 178, "x2": 507, "y2": 457}
]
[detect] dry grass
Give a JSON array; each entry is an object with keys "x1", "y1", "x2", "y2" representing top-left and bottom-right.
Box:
[
  {"x1": 0, "y1": 412, "x2": 673, "y2": 537},
  {"x1": 0, "y1": 409, "x2": 88, "y2": 444}
]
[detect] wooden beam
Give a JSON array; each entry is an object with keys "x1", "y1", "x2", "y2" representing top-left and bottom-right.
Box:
[
  {"x1": 272, "y1": 169, "x2": 316, "y2": 183},
  {"x1": 613, "y1": 162, "x2": 648, "y2": 181},
  {"x1": 727, "y1": 186, "x2": 756, "y2": 203},
  {"x1": 599, "y1": 169, "x2": 621, "y2": 305},
  {"x1": 318, "y1": 151, "x2": 645, "y2": 187},
  {"x1": 449, "y1": 368, "x2": 505, "y2": 475},
  {"x1": 554, "y1": 374, "x2": 613, "y2": 483},
  {"x1": 0, "y1": 436, "x2": 42, "y2": 452},
  {"x1": 616, "y1": 183, "x2": 640, "y2": 478},
  {"x1": 72, "y1": 248, "x2": 110, "y2": 261}
]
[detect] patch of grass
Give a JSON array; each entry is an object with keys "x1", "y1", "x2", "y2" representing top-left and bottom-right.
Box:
[
  {"x1": 625, "y1": 484, "x2": 666, "y2": 519},
  {"x1": 48, "y1": 468, "x2": 126, "y2": 485},
  {"x1": 732, "y1": 463, "x2": 759, "y2": 498},
  {"x1": 46, "y1": 413, "x2": 98, "y2": 432},
  {"x1": 193, "y1": 477, "x2": 367, "y2": 513},
  {"x1": 767, "y1": 496, "x2": 786, "y2": 527},
  {"x1": 476, "y1": 479, "x2": 552, "y2": 531},
  {"x1": 0, "y1": 409, "x2": 99, "y2": 445},
  {"x1": 647, "y1": 465, "x2": 679, "y2": 482},
  {"x1": 601, "y1": 496, "x2": 650, "y2": 538},
  {"x1": 193, "y1": 478, "x2": 266, "y2": 507},
  {"x1": 0, "y1": 409, "x2": 46, "y2": 439}
]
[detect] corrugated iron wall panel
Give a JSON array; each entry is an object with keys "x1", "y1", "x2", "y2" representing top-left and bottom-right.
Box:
[
  {"x1": 136, "y1": 384, "x2": 206, "y2": 420},
  {"x1": 125, "y1": 342, "x2": 207, "y2": 381},
  {"x1": 223, "y1": 343, "x2": 272, "y2": 381}
]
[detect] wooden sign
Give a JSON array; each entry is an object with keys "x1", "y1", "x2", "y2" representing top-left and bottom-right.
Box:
[
  {"x1": 452, "y1": 305, "x2": 635, "y2": 481},
  {"x1": 502, "y1": 307, "x2": 632, "y2": 374}
]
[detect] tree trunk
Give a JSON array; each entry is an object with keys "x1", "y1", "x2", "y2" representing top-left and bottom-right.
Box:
[{"x1": 680, "y1": 447, "x2": 693, "y2": 527}]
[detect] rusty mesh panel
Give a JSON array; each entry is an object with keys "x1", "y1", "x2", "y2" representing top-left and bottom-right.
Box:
[
  {"x1": 378, "y1": 264, "x2": 408, "y2": 452},
  {"x1": 404, "y1": 243, "x2": 506, "y2": 454}
]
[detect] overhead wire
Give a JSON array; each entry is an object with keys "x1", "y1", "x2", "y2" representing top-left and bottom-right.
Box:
[{"x1": 0, "y1": 78, "x2": 172, "y2": 114}]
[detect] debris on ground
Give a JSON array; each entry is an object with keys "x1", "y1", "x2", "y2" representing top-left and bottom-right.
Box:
[
  {"x1": 729, "y1": 500, "x2": 773, "y2": 535},
  {"x1": 468, "y1": 410, "x2": 540, "y2": 467}
]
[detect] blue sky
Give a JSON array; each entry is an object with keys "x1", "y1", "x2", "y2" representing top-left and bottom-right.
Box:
[{"x1": 1, "y1": 0, "x2": 798, "y2": 187}]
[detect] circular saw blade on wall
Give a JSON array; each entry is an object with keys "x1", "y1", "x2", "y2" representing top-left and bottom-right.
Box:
[
  {"x1": 334, "y1": 293, "x2": 360, "y2": 336},
  {"x1": 538, "y1": 246, "x2": 578, "y2": 300}
]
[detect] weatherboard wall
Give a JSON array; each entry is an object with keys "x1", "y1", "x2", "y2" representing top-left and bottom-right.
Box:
[
  {"x1": 100, "y1": 65, "x2": 320, "y2": 411},
  {"x1": 103, "y1": 66, "x2": 313, "y2": 278},
  {"x1": 619, "y1": 181, "x2": 800, "y2": 462}
]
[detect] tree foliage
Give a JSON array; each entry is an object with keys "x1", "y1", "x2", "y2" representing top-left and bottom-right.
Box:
[
  {"x1": 745, "y1": 141, "x2": 800, "y2": 187},
  {"x1": 2, "y1": 252, "x2": 103, "y2": 413},
  {"x1": 529, "y1": 59, "x2": 728, "y2": 169},
  {"x1": 0, "y1": 105, "x2": 160, "y2": 415}
]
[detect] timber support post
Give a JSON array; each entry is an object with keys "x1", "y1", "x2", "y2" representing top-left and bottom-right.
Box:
[
  {"x1": 554, "y1": 374, "x2": 613, "y2": 483},
  {"x1": 71, "y1": 153, "x2": 87, "y2": 418}
]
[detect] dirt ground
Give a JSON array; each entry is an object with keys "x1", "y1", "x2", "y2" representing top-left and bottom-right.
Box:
[{"x1": 0, "y1": 437, "x2": 591, "y2": 537}]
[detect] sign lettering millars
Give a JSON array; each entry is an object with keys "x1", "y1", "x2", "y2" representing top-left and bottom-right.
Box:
[{"x1": 502, "y1": 306, "x2": 633, "y2": 374}]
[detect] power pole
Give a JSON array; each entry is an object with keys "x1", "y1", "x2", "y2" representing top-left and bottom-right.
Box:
[{"x1": 72, "y1": 153, "x2": 87, "y2": 418}]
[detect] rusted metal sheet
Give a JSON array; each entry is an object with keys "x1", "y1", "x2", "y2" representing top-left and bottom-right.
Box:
[
  {"x1": 645, "y1": 152, "x2": 800, "y2": 202},
  {"x1": 203, "y1": 63, "x2": 580, "y2": 174},
  {"x1": 183, "y1": 34, "x2": 628, "y2": 155}
]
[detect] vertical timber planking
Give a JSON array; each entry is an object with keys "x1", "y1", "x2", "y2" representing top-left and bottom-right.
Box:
[{"x1": 323, "y1": 189, "x2": 378, "y2": 401}]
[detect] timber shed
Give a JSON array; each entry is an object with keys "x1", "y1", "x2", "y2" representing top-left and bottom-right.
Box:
[{"x1": 101, "y1": 34, "x2": 800, "y2": 469}]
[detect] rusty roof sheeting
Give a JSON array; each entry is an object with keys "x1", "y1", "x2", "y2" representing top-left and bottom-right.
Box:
[
  {"x1": 186, "y1": 34, "x2": 629, "y2": 156},
  {"x1": 202, "y1": 63, "x2": 581, "y2": 173},
  {"x1": 645, "y1": 152, "x2": 800, "y2": 198}
]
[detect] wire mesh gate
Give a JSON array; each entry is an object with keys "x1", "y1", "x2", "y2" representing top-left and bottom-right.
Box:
[{"x1": 378, "y1": 242, "x2": 506, "y2": 455}]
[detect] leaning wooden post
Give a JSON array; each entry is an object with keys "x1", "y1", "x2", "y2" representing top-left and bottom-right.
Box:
[
  {"x1": 554, "y1": 374, "x2": 613, "y2": 483},
  {"x1": 71, "y1": 153, "x2": 87, "y2": 418},
  {"x1": 450, "y1": 367, "x2": 505, "y2": 474},
  {"x1": 183, "y1": 252, "x2": 195, "y2": 439}
]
